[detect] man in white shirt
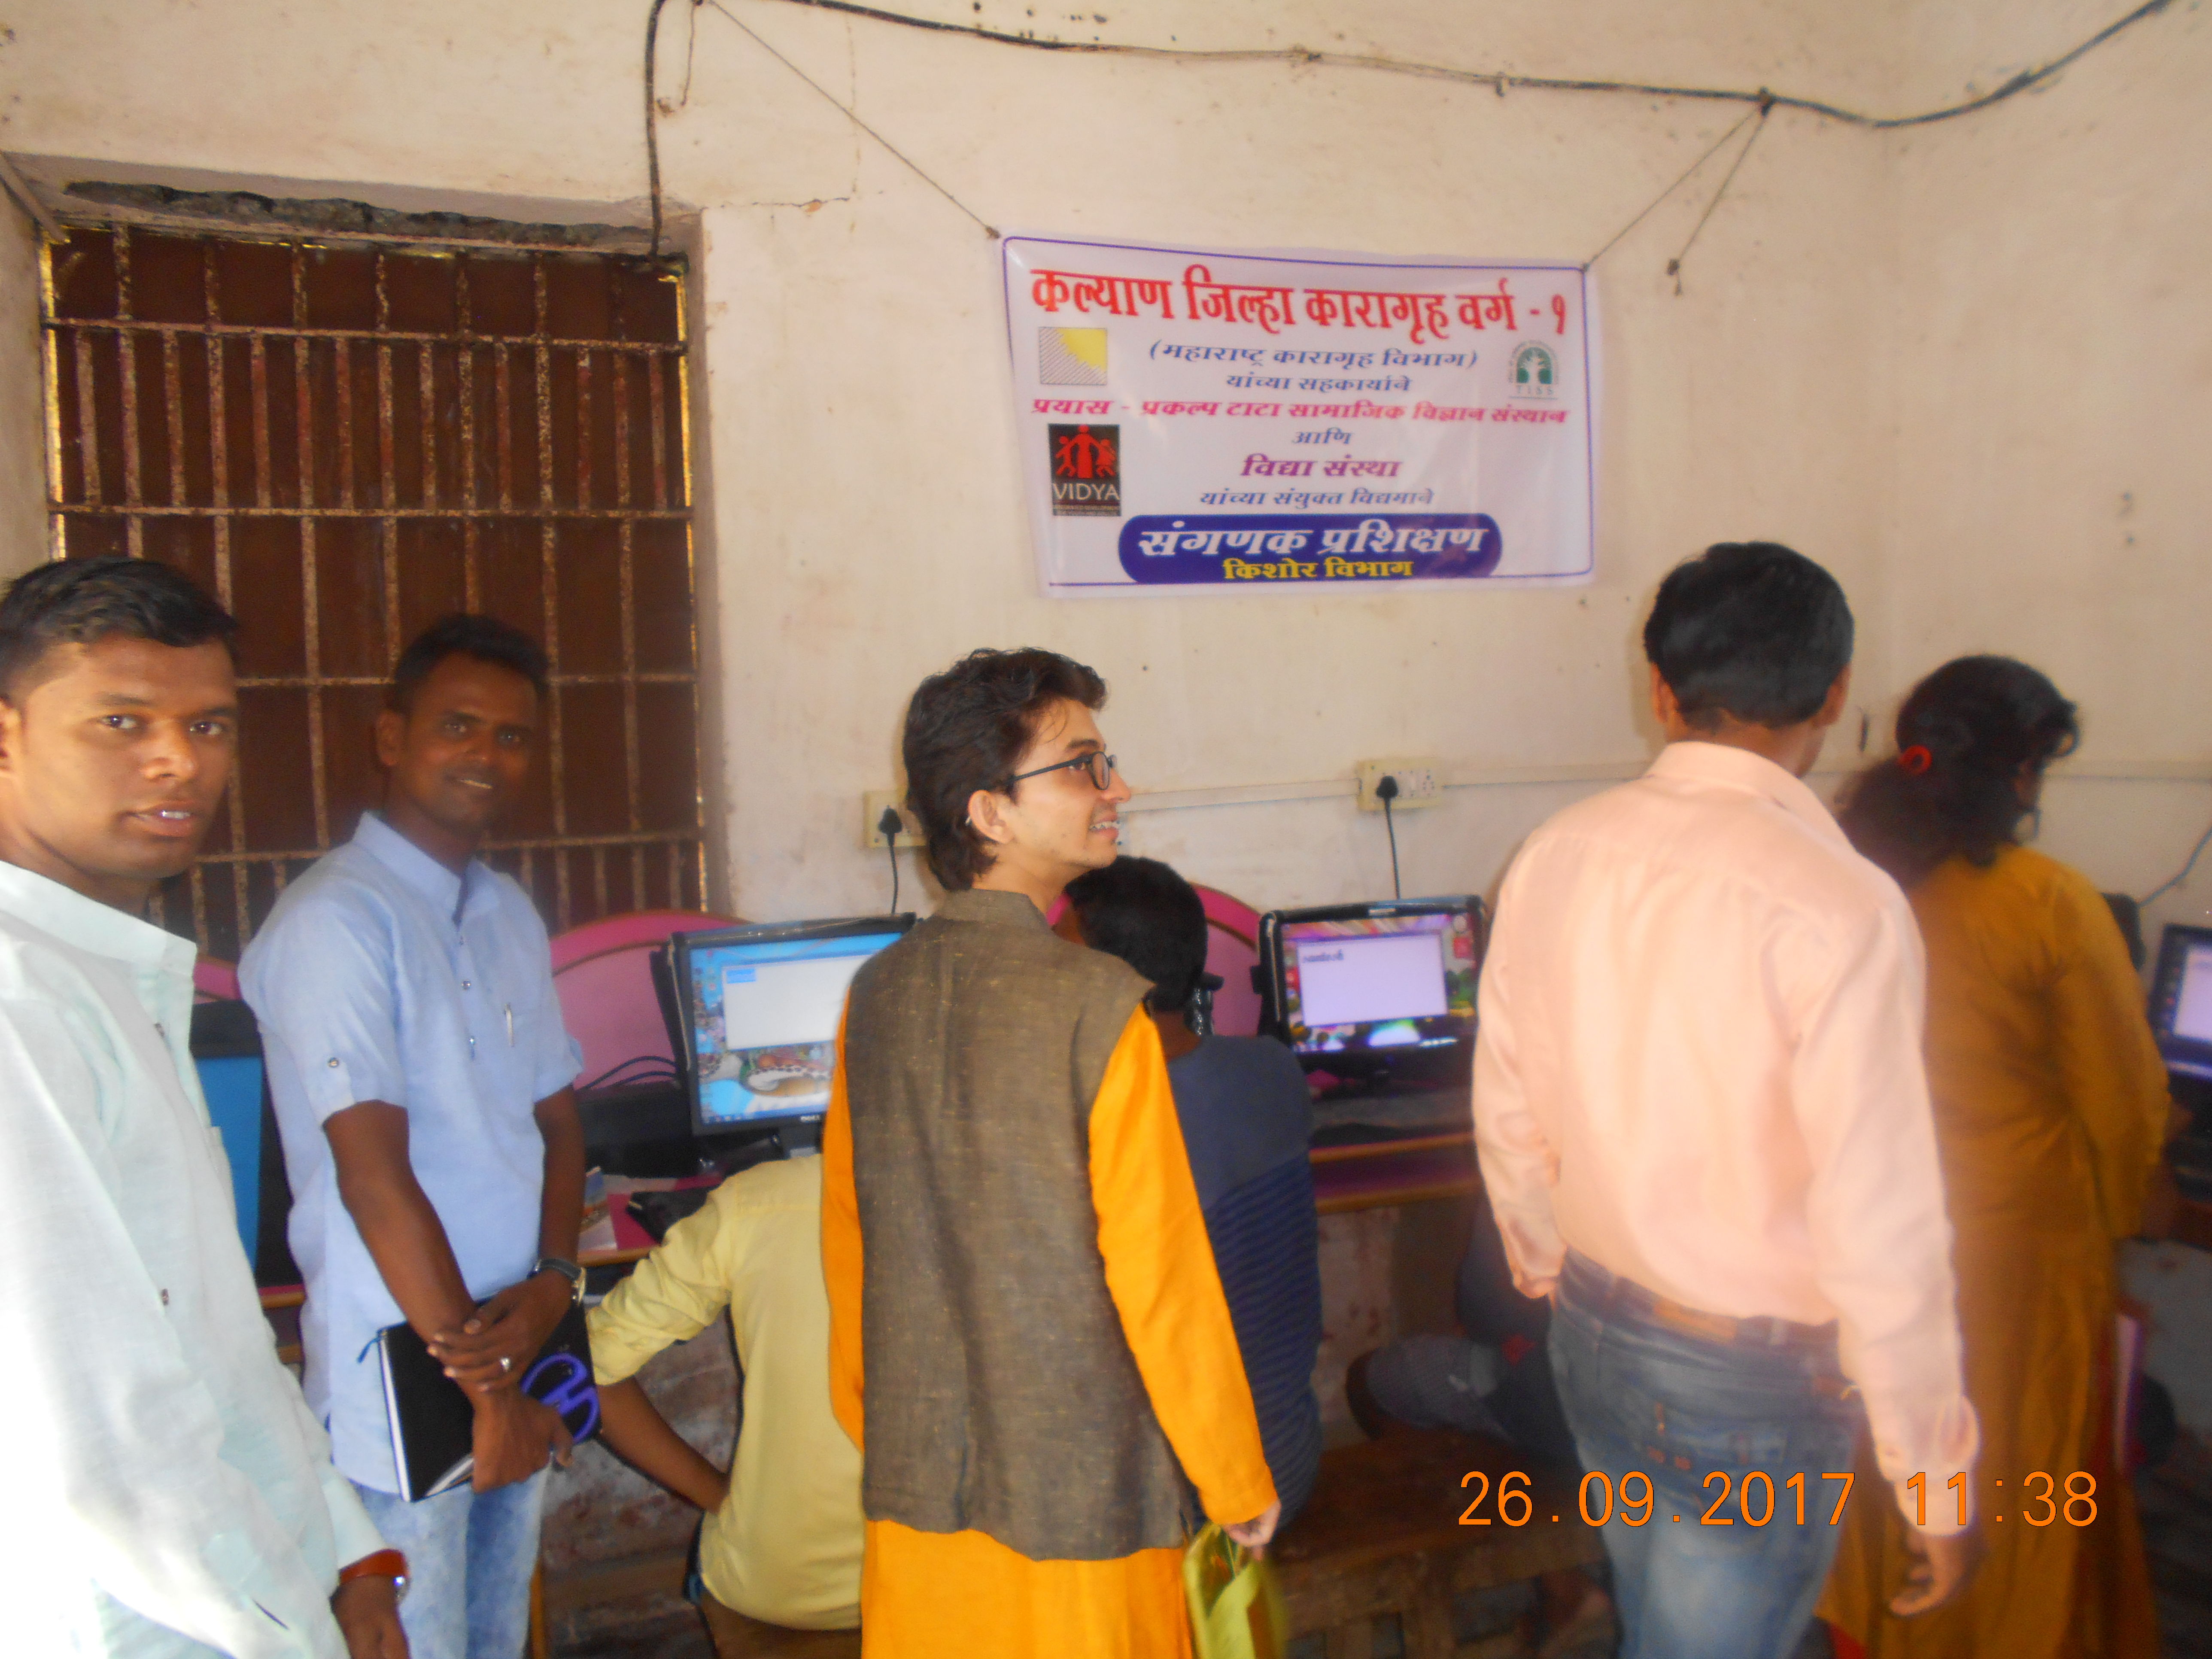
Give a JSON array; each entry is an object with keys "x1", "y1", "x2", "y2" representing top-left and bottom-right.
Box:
[
  {"x1": 0, "y1": 557, "x2": 407, "y2": 1658},
  {"x1": 1474, "y1": 543, "x2": 1981, "y2": 1657}
]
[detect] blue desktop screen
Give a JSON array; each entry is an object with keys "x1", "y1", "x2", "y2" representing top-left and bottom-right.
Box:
[{"x1": 687, "y1": 931, "x2": 900, "y2": 1127}]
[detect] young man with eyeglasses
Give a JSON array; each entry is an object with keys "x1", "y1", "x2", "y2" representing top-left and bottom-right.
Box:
[{"x1": 821, "y1": 647, "x2": 1278, "y2": 1658}]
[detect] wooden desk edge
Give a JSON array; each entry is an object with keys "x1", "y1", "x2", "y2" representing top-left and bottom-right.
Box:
[
  {"x1": 1310, "y1": 1129, "x2": 1473, "y2": 1165},
  {"x1": 257, "y1": 1150, "x2": 1485, "y2": 1309},
  {"x1": 1317, "y1": 1175, "x2": 1482, "y2": 1215}
]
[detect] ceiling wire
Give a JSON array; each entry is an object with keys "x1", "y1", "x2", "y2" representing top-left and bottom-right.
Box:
[
  {"x1": 644, "y1": 0, "x2": 2178, "y2": 269},
  {"x1": 700, "y1": 0, "x2": 999, "y2": 237},
  {"x1": 749, "y1": 0, "x2": 2174, "y2": 130},
  {"x1": 677, "y1": 0, "x2": 703, "y2": 109},
  {"x1": 1665, "y1": 96, "x2": 1772, "y2": 292},
  {"x1": 1582, "y1": 106, "x2": 1756, "y2": 270}
]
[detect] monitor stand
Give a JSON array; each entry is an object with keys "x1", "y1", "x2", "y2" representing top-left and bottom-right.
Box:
[
  {"x1": 774, "y1": 1117, "x2": 825, "y2": 1158},
  {"x1": 701, "y1": 1114, "x2": 823, "y2": 1175}
]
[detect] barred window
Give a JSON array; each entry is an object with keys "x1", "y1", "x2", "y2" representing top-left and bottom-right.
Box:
[{"x1": 42, "y1": 225, "x2": 705, "y2": 958}]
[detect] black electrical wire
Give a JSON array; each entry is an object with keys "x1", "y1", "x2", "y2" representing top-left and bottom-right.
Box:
[
  {"x1": 649, "y1": 0, "x2": 2176, "y2": 273},
  {"x1": 644, "y1": 0, "x2": 680, "y2": 261},
  {"x1": 752, "y1": 0, "x2": 2173, "y2": 131},
  {"x1": 2141, "y1": 817, "x2": 2212, "y2": 908},
  {"x1": 878, "y1": 805, "x2": 905, "y2": 913},
  {"x1": 1376, "y1": 774, "x2": 1403, "y2": 900},
  {"x1": 581, "y1": 1054, "x2": 682, "y2": 1093}
]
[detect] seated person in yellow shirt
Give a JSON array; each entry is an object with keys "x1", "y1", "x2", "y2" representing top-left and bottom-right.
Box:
[{"x1": 586, "y1": 1152, "x2": 863, "y2": 1652}]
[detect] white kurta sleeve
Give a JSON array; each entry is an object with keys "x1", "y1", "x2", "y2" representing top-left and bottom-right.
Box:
[{"x1": 1, "y1": 998, "x2": 348, "y2": 1658}]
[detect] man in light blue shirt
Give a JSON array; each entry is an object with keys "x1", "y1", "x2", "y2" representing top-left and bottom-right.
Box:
[
  {"x1": 244, "y1": 615, "x2": 586, "y2": 1659},
  {"x1": 0, "y1": 557, "x2": 405, "y2": 1657}
]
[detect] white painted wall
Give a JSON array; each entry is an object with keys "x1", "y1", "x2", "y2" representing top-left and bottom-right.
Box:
[
  {"x1": 2, "y1": 0, "x2": 2206, "y2": 931},
  {"x1": 668, "y1": 0, "x2": 1897, "y2": 919},
  {"x1": 0, "y1": 196, "x2": 46, "y2": 580},
  {"x1": 1876, "y1": 0, "x2": 2212, "y2": 946}
]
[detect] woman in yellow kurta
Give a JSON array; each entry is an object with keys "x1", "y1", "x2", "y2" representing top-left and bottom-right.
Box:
[{"x1": 1823, "y1": 656, "x2": 2169, "y2": 1657}]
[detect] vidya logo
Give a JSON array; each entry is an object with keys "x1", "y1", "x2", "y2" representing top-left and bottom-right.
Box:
[
  {"x1": 1509, "y1": 342, "x2": 1556, "y2": 398},
  {"x1": 1049, "y1": 423, "x2": 1121, "y2": 517}
]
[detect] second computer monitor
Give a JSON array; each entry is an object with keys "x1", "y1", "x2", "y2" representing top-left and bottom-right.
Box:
[
  {"x1": 1259, "y1": 896, "x2": 1484, "y2": 1086},
  {"x1": 2150, "y1": 922, "x2": 2212, "y2": 1083},
  {"x1": 673, "y1": 914, "x2": 914, "y2": 1139}
]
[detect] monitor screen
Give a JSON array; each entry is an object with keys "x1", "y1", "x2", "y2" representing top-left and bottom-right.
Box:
[
  {"x1": 2176, "y1": 944, "x2": 2212, "y2": 1045},
  {"x1": 1264, "y1": 899, "x2": 1482, "y2": 1066},
  {"x1": 676, "y1": 916, "x2": 912, "y2": 1133},
  {"x1": 2152, "y1": 924, "x2": 2212, "y2": 1081}
]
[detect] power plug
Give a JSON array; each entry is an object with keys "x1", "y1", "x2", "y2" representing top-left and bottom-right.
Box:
[{"x1": 1356, "y1": 759, "x2": 1444, "y2": 812}]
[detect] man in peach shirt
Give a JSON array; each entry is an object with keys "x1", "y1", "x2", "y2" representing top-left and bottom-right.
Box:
[{"x1": 1473, "y1": 543, "x2": 1981, "y2": 1657}]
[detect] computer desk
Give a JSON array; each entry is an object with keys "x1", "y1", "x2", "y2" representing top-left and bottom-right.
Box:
[
  {"x1": 1309, "y1": 1085, "x2": 1481, "y2": 1214},
  {"x1": 255, "y1": 1125, "x2": 1483, "y2": 1321},
  {"x1": 1312, "y1": 1130, "x2": 1480, "y2": 1214}
]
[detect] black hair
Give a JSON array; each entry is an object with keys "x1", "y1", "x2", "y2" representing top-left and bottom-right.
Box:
[
  {"x1": 901, "y1": 647, "x2": 1107, "y2": 891},
  {"x1": 1838, "y1": 655, "x2": 2079, "y2": 890},
  {"x1": 1064, "y1": 856, "x2": 1209, "y2": 1015},
  {"x1": 0, "y1": 557, "x2": 237, "y2": 699},
  {"x1": 1642, "y1": 542, "x2": 1854, "y2": 730},
  {"x1": 388, "y1": 614, "x2": 550, "y2": 713}
]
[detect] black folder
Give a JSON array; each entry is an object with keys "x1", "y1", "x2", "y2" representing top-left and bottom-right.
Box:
[{"x1": 377, "y1": 1300, "x2": 601, "y2": 1501}]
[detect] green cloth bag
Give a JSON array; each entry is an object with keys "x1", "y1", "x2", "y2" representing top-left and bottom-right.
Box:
[{"x1": 1183, "y1": 1523, "x2": 1289, "y2": 1659}]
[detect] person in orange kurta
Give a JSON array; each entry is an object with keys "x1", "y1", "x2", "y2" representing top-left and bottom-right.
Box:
[
  {"x1": 1822, "y1": 656, "x2": 2170, "y2": 1658},
  {"x1": 825, "y1": 648, "x2": 1277, "y2": 1659}
]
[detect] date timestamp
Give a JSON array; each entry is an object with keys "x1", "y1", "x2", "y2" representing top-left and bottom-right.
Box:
[{"x1": 1458, "y1": 1470, "x2": 2101, "y2": 1528}]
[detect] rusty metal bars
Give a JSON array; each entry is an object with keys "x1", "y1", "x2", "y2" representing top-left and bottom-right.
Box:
[{"x1": 40, "y1": 224, "x2": 705, "y2": 953}]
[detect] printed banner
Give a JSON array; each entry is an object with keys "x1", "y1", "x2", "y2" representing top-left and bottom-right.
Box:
[{"x1": 1002, "y1": 234, "x2": 1595, "y2": 596}]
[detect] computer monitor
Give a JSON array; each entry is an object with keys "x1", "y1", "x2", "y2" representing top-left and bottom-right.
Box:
[
  {"x1": 1258, "y1": 895, "x2": 1484, "y2": 1092},
  {"x1": 671, "y1": 914, "x2": 915, "y2": 1141},
  {"x1": 2149, "y1": 923, "x2": 2212, "y2": 1082}
]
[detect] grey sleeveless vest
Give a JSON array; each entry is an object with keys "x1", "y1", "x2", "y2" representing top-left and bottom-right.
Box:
[{"x1": 841, "y1": 887, "x2": 1194, "y2": 1559}]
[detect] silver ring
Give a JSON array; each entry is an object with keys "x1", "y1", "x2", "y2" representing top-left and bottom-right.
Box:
[{"x1": 499, "y1": 1355, "x2": 513, "y2": 1374}]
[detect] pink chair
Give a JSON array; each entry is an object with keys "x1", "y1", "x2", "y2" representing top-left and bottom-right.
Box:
[
  {"x1": 550, "y1": 909, "x2": 739, "y2": 1088},
  {"x1": 194, "y1": 957, "x2": 242, "y2": 1003},
  {"x1": 1044, "y1": 883, "x2": 1267, "y2": 1039},
  {"x1": 1193, "y1": 885, "x2": 1264, "y2": 1038}
]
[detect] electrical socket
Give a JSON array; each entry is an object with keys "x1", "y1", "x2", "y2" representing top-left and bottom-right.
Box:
[
  {"x1": 1355, "y1": 758, "x2": 1446, "y2": 812},
  {"x1": 861, "y1": 790, "x2": 924, "y2": 850}
]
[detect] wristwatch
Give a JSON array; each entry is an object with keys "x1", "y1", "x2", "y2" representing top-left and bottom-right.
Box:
[
  {"x1": 337, "y1": 1548, "x2": 410, "y2": 1605},
  {"x1": 534, "y1": 1255, "x2": 585, "y2": 1304}
]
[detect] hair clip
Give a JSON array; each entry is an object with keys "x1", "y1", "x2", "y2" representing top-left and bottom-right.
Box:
[{"x1": 1899, "y1": 745, "x2": 1933, "y2": 776}]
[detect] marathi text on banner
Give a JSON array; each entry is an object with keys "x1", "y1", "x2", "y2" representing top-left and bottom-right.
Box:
[{"x1": 1005, "y1": 234, "x2": 1595, "y2": 595}]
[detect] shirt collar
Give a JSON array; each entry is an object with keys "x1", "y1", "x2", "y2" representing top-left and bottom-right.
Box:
[
  {"x1": 1646, "y1": 740, "x2": 1845, "y2": 845},
  {"x1": 0, "y1": 859, "x2": 198, "y2": 979},
  {"x1": 351, "y1": 810, "x2": 489, "y2": 920},
  {"x1": 936, "y1": 887, "x2": 1051, "y2": 931}
]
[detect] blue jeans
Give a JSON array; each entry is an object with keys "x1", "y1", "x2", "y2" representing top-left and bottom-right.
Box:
[
  {"x1": 353, "y1": 1470, "x2": 549, "y2": 1659},
  {"x1": 1549, "y1": 1252, "x2": 1860, "y2": 1659}
]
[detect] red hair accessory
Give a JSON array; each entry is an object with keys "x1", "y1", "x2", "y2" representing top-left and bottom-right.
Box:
[{"x1": 1899, "y1": 745, "x2": 1933, "y2": 776}]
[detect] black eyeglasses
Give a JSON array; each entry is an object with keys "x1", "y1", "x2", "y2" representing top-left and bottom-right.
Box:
[{"x1": 1006, "y1": 752, "x2": 1118, "y2": 793}]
